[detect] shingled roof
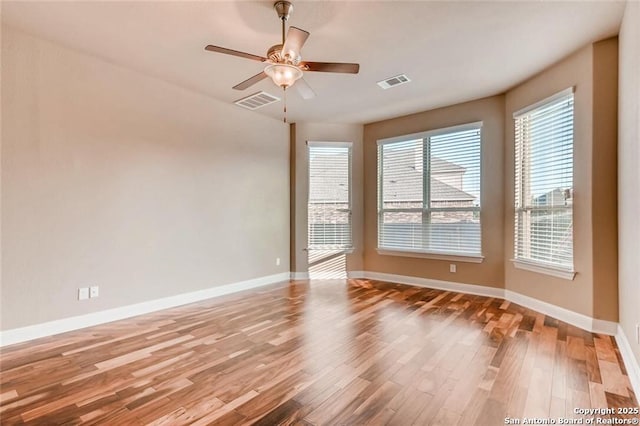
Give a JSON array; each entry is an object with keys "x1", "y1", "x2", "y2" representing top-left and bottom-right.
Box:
[
  {"x1": 431, "y1": 157, "x2": 466, "y2": 174},
  {"x1": 383, "y1": 173, "x2": 476, "y2": 202},
  {"x1": 309, "y1": 151, "x2": 476, "y2": 203}
]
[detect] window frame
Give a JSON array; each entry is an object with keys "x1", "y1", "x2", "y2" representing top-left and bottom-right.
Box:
[
  {"x1": 511, "y1": 87, "x2": 576, "y2": 280},
  {"x1": 376, "y1": 121, "x2": 483, "y2": 261},
  {"x1": 306, "y1": 141, "x2": 353, "y2": 252}
]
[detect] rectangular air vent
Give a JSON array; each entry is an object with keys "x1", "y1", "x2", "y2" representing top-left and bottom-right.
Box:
[
  {"x1": 234, "y1": 91, "x2": 280, "y2": 110},
  {"x1": 377, "y1": 74, "x2": 411, "y2": 90}
]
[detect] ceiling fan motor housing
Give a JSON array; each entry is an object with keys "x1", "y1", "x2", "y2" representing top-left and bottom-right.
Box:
[{"x1": 267, "y1": 44, "x2": 301, "y2": 65}]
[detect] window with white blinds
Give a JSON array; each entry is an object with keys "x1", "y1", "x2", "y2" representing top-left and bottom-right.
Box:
[
  {"x1": 514, "y1": 89, "x2": 574, "y2": 272},
  {"x1": 308, "y1": 142, "x2": 352, "y2": 250},
  {"x1": 377, "y1": 122, "x2": 482, "y2": 256}
]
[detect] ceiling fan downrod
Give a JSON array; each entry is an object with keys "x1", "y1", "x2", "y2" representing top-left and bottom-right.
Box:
[
  {"x1": 274, "y1": 0, "x2": 292, "y2": 123},
  {"x1": 274, "y1": 1, "x2": 293, "y2": 45}
]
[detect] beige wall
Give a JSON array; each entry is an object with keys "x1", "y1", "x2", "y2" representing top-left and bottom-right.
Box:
[
  {"x1": 504, "y1": 38, "x2": 619, "y2": 321},
  {"x1": 592, "y1": 38, "x2": 619, "y2": 321},
  {"x1": 359, "y1": 38, "x2": 619, "y2": 322},
  {"x1": 291, "y1": 122, "x2": 364, "y2": 274},
  {"x1": 618, "y1": 1, "x2": 640, "y2": 363},
  {"x1": 0, "y1": 7, "x2": 4, "y2": 324},
  {"x1": 1, "y1": 26, "x2": 289, "y2": 330},
  {"x1": 362, "y1": 96, "x2": 505, "y2": 288}
]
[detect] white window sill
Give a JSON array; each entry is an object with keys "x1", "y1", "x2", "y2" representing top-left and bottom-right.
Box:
[
  {"x1": 511, "y1": 259, "x2": 576, "y2": 280},
  {"x1": 377, "y1": 248, "x2": 484, "y2": 263}
]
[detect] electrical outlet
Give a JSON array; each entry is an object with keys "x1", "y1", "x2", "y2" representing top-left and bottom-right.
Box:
[
  {"x1": 449, "y1": 264, "x2": 457, "y2": 273},
  {"x1": 78, "y1": 287, "x2": 89, "y2": 300},
  {"x1": 90, "y1": 286, "x2": 99, "y2": 298},
  {"x1": 276, "y1": 257, "x2": 281, "y2": 266}
]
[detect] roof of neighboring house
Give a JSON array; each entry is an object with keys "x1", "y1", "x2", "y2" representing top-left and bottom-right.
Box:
[
  {"x1": 382, "y1": 148, "x2": 466, "y2": 173},
  {"x1": 430, "y1": 178, "x2": 476, "y2": 202},
  {"x1": 533, "y1": 188, "x2": 571, "y2": 207},
  {"x1": 309, "y1": 152, "x2": 349, "y2": 202},
  {"x1": 381, "y1": 152, "x2": 476, "y2": 202},
  {"x1": 309, "y1": 151, "x2": 476, "y2": 203},
  {"x1": 383, "y1": 174, "x2": 476, "y2": 202},
  {"x1": 431, "y1": 157, "x2": 466, "y2": 174}
]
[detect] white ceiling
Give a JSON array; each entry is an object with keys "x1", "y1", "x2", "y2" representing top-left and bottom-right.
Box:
[{"x1": 2, "y1": 1, "x2": 625, "y2": 124}]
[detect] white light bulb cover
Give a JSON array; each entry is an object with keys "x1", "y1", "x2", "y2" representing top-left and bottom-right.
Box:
[{"x1": 264, "y1": 63, "x2": 303, "y2": 88}]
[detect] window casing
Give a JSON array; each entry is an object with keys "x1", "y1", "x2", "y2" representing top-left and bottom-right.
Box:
[
  {"x1": 514, "y1": 89, "x2": 574, "y2": 274},
  {"x1": 307, "y1": 142, "x2": 352, "y2": 250},
  {"x1": 377, "y1": 122, "x2": 482, "y2": 257}
]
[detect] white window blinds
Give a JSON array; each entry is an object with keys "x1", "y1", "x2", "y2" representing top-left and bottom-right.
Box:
[
  {"x1": 308, "y1": 143, "x2": 352, "y2": 250},
  {"x1": 378, "y1": 123, "x2": 482, "y2": 256},
  {"x1": 514, "y1": 89, "x2": 574, "y2": 271}
]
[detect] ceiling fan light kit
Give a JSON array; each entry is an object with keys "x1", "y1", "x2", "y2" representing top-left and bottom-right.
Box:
[
  {"x1": 204, "y1": 0, "x2": 359, "y2": 98},
  {"x1": 264, "y1": 63, "x2": 303, "y2": 89}
]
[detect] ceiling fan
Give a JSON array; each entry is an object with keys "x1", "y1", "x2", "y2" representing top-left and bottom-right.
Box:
[{"x1": 204, "y1": 1, "x2": 360, "y2": 100}]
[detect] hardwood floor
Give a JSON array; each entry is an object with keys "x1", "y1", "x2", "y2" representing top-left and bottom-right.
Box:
[{"x1": 1, "y1": 279, "x2": 638, "y2": 425}]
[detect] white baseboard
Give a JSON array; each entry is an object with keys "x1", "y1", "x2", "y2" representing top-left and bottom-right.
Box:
[
  {"x1": 615, "y1": 324, "x2": 640, "y2": 400},
  {"x1": 290, "y1": 272, "x2": 310, "y2": 280},
  {"x1": 505, "y1": 290, "x2": 618, "y2": 335},
  {"x1": 349, "y1": 270, "x2": 505, "y2": 298},
  {"x1": 0, "y1": 272, "x2": 291, "y2": 347},
  {"x1": 348, "y1": 270, "x2": 618, "y2": 336}
]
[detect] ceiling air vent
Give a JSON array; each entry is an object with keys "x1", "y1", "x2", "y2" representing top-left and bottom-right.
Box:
[
  {"x1": 377, "y1": 74, "x2": 411, "y2": 90},
  {"x1": 234, "y1": 91, "x2": 281, "y2": 110}
]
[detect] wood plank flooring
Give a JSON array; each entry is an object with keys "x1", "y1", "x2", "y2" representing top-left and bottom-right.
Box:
[{"x1": 1, "y1": 279, "x2": 638, "y2": 425}]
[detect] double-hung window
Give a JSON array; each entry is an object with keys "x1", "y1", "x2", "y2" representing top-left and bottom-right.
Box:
[
  {"x1": 377, "y1": 122, "x2": 482, "y2": 258},
  {"x1": 513, "y1": 88, "x2": 574, "y2": 277},
  {"x1": 307, "y1": 142, "x2": 352, "y2": 250}
]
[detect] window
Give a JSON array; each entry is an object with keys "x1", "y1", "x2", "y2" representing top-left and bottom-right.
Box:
[
  {"x1": 377, "y1": 122, "x2": 482, "y2": 258},
  {"x1": 514, "y1": 88, "x2": 574, "y2": 276},
  {"x1": 307, "y1": 142, "x2": 352, "y2": 250}
]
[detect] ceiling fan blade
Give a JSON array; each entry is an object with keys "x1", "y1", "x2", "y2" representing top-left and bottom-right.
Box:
[
  {"x1": 282, "y1": 26, "x2": 310, "y2": 59},
  {"x1": 300, "y1": 61, "x2": 360, "y2": 74},
  {"x1": 295, "y1": 77, "x2": 316, "y2": 100},
  {"x1": 233, "y1": 72, "x2": 268, "y2": 90},
  {"x1": 205, "y1": 45, "x2": 267, "y2": 62}
]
